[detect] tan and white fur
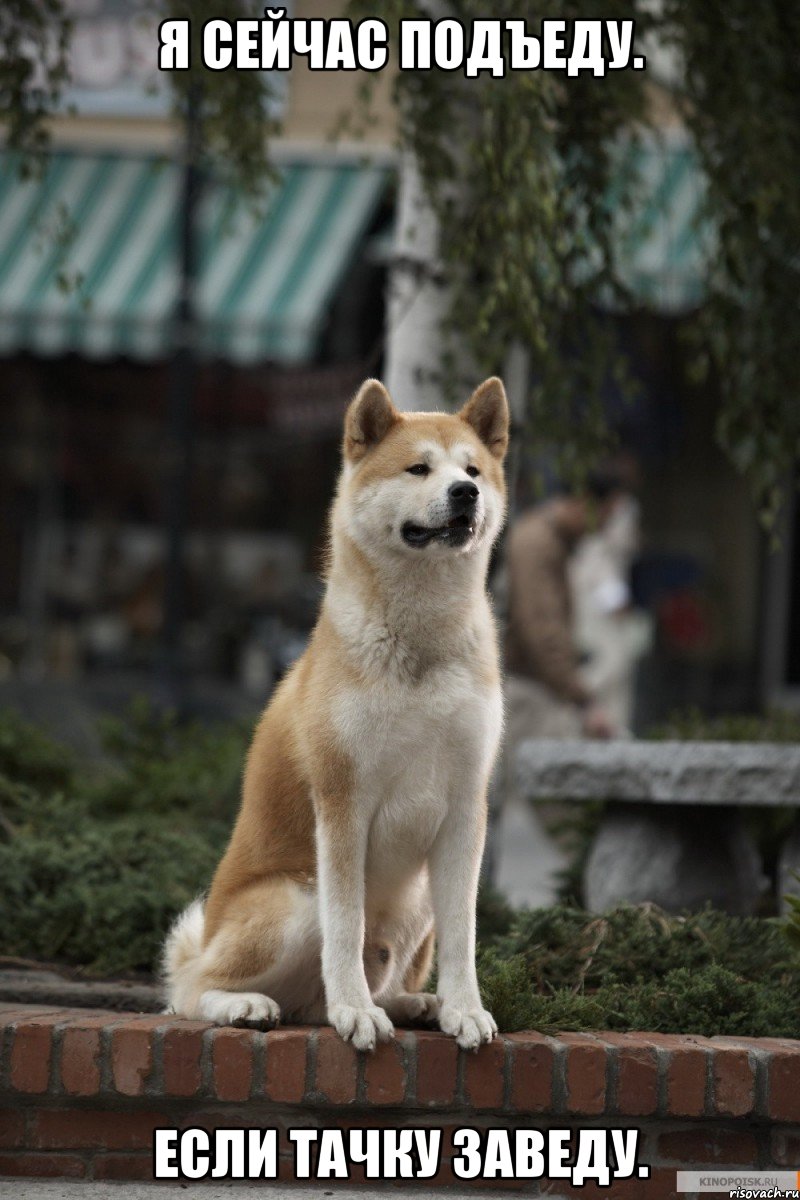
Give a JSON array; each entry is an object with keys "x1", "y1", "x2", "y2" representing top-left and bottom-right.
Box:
[{"x1": 163, "y1": 377, "x2": 509, "y2": 1051}]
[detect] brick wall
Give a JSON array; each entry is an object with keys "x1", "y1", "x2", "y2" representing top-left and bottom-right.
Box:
[{"x1": 1, "y1": 1004, "x2": 799, "y2": 1195}]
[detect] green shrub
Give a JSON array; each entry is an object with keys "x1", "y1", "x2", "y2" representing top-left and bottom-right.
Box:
[
  {"x1": 0, "y1": 701, "x2": 246, "y2": 975},
  {"x1": 648, "y1": 706, "x2": 800, "y2": 743},
  {"x1": 0, "y1": 813, "x2": 226, "y2": 974},
  {"x1": 90, "y1": 697, "x2": 248, "y2": 819},
  {"x1": 785, "y1": 874, "x2": 800, "y2": 954},
  {"x1": 0, "y1": 708, "x2": 74, "y2": 791},
  {"x1": 475, "y1": 902, "x2": 800, "y2": 1037},
  {"x1": 493, "y1": 903, "x2": 794, "y2": 989},
  {"x1": 477, "y1": 959, "x2": 800, "y2": 1040}
]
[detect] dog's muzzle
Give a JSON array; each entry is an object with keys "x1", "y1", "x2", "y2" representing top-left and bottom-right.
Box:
[{"x1": 401, "y1": 482, "x2": 480, "y2": 548}]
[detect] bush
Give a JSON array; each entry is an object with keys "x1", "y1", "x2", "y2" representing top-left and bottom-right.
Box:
[
  {"x1": 0, "y1": 701, "x2": 247, "y2": 974},
  {"x1": 648, "y1": 707, "x2": 800, "y2": 743},
  {"x1": 0, "y1": 814, "x2": 225, "y2": 974},
  {"x1": 0, "y1": 708, "x2": 74, "y2": 792},
  {"x1": 89, "y1": 697, "x2": 248, "y2": 819},
  {"x1": 475, "y1": 898, "x2": 800, "y2": 1037}
]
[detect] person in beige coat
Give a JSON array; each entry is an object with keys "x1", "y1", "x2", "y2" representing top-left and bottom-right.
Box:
[{"x1": 504, "y1": 476, "x2": 626, "y2": 743}]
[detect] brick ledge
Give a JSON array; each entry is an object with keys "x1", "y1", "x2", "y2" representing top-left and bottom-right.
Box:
[{"x1": 2, "y1": 1003, "x2": 800, "y2": 1189}]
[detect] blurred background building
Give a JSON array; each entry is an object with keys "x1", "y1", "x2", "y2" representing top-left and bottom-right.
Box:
[
  {"x1": 0, "y1": 0, "x2": 398, "y2": 719},
  {"x1": 0, "y1": 0, "x2": 796, "y2": 729}
]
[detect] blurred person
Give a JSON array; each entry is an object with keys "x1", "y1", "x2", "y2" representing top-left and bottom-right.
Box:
[
  {"x1": 570, "y1": 490, "x2": 653, "y2": 732},
  {"x1": 504, "y1": 468, "x2": 627, "y2": 743}
]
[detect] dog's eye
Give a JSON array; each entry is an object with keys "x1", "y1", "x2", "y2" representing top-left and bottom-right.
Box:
[
  {"x1": 406, "y1": 463, "x2": 430, "y2": 476},
  {"x1": 466, "y1": 465, "x2": 480, "y2": 478}
]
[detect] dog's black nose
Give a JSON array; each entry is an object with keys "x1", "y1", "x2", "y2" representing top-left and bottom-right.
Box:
[{"x1": 448, "y1": 480, "x2": 479, "y2": 508}]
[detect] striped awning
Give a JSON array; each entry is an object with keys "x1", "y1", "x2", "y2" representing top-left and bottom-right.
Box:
[
  {"x1": 611, "y1": 133, "x2": 711, "y2": 312},
  {"x1": 0, "y1": 152, "x2": 389, "y2": 363}
]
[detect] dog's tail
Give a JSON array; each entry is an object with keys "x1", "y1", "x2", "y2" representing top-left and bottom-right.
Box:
[{"x1": 161, "y1": 898, "x2": 206, "y2": 1014}]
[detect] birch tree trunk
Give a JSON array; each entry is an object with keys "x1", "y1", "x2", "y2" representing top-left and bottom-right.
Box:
[{"x1": 383, "y1": 151, "x2": 451, "y2": 412}]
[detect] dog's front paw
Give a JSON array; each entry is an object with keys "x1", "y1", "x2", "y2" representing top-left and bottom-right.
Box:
[
  {"x1": 438, "y1": 1002, "x2": 497, "y2": 1050},
  {"x1": 384, "y1": 992, "x2": 440, "y2": 1025},
  {"x1": 329, "y1": 1003, "x2": 394, "y2": 1051}
]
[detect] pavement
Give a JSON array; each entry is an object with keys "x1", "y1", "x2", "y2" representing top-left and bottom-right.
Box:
[
  {"x1": 0, "y1": 966, "x2": 160, "y2": 1012},
  {"x1": 1, "y1": 1183, "x2": 525, "y2": 1199}
]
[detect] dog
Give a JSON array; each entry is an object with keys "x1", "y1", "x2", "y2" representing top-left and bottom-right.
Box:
[{"x1": 163, "y1": 376, "x2": 509, "y2": 1051}]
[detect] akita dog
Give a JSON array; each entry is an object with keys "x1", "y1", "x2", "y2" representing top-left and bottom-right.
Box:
[{"x1": 163, "y1": 376, "x2": 509, "y2": 1051}]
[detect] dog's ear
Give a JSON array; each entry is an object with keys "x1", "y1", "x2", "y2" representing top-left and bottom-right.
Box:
[
  {"x1": 459, "y1": 377, "x2": 509, "y2": 460},
  {"x1": 344, "y1": 379, "x2": 400, "y2": 462}
]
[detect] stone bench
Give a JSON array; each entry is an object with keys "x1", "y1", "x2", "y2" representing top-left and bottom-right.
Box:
[{"x1": 516, "y1": 740, "x2": 800, "y2": 914}]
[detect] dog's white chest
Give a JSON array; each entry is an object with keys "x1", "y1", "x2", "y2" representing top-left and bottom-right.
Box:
[
  {"x1": 333, "y1": 662, "x2": 501, "y2": 886},
  {"x1": 335, "y1": 661, "x2": 497, "y2": 777}
]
